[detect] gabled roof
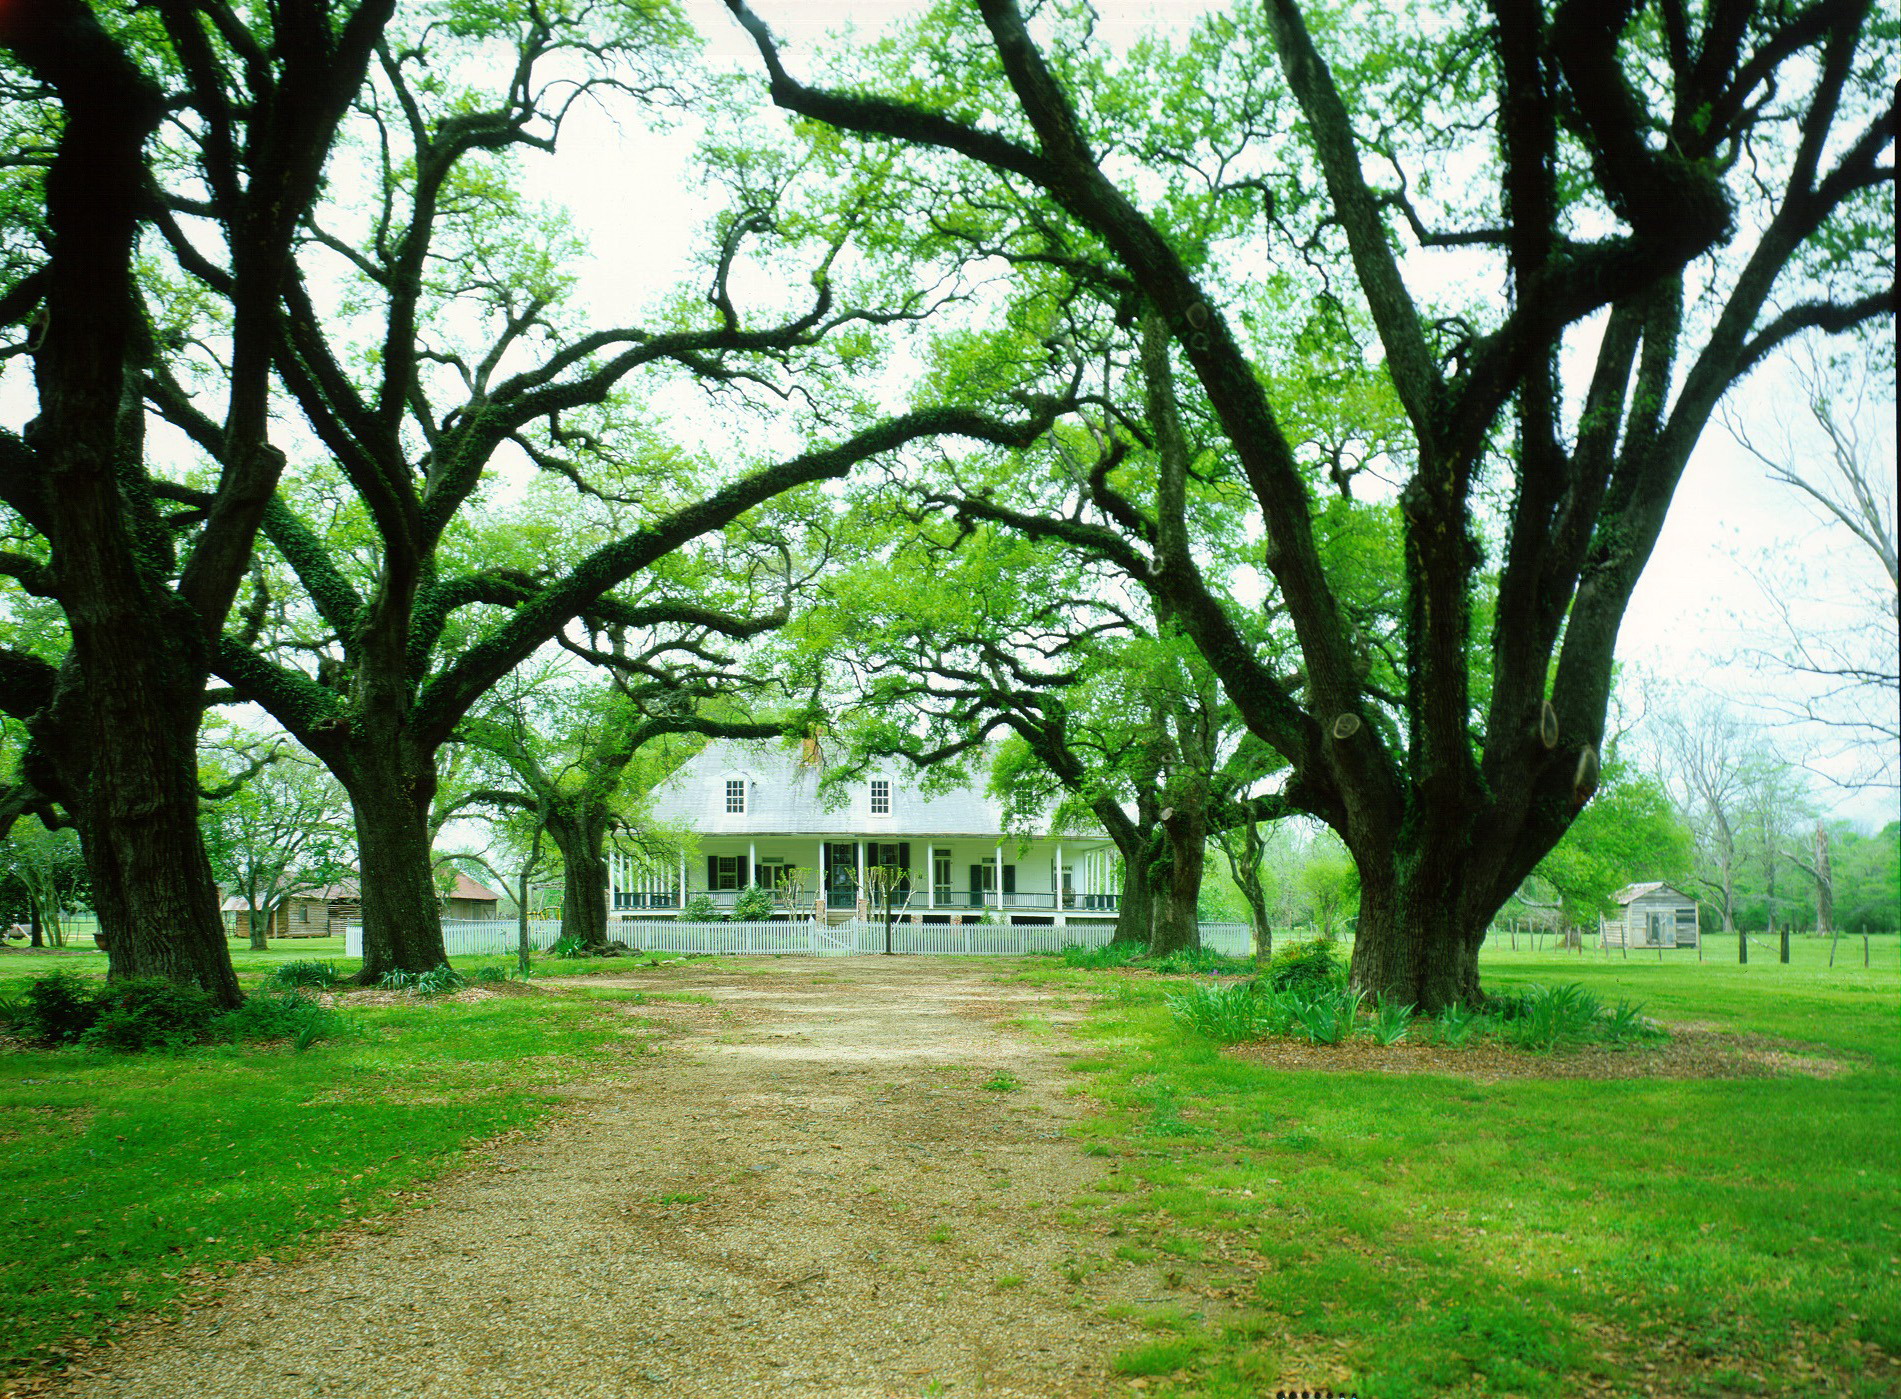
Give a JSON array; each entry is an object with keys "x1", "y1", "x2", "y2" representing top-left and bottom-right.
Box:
[
  {"x1": 644, "y1": 738, "x2": 1096, "y2": 840},
  {"x1": 220, "y1": 873, "x2": 498, "y2": 909},
  {"x1": 1613, "y1": 882, "x2": 1695, "y2": 904},
  {"x1": 446, "y1": 873, "x2": 501, "y2": 902}
]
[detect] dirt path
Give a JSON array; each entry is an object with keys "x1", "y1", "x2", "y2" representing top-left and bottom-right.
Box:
[{"x1": 63, "y1": 959, "x2": 1148, "y2": 1399}]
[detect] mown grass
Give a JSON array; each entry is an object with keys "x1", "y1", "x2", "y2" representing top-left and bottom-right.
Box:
[
  {"x1": 1017, "y1": 935, "x2": 1900, "y2": 1398},
  {"x1": 0, "y1": 946, "x2": 671, "y2": 1379}
]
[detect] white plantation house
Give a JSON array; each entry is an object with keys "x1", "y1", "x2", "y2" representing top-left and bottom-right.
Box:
[{"x1": 608, "y1": 739, "x2": 1123, "y2": 928}]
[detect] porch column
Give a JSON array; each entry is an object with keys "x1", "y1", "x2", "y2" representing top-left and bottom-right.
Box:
[
  {"x1": 994, "y1": 843, "x2": 1003, "y2": 912},
  {"x1": 749, "y1": 840, "x2": 757, "y2": 889},
  {"x1": 678, "y1": 851, "x2": 687, "y2": 909},
  {"x1": 928, "y1": 848, "x2": 936, "y2": 909},
  {"x1": 1055, "y1": 840, "x2": 1065, "y2": 926}
]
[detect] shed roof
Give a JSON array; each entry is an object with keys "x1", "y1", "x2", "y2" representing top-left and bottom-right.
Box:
[{"x1": 1613, "y1": 881, "x2": 1695, "y2": 905}]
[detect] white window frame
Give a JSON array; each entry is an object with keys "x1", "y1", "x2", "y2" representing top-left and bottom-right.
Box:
[
  {"x1": 725, "y1": 778, "x2": 746, "y2": 814},
  {"x1": 869, "y1": 778, "x2": 890, "y2": 814},
  {"x1": 712, "y1": 855, "x2": 744, "y2": 891}
]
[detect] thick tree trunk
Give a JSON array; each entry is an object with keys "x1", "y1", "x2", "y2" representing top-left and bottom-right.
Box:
[
  {"x1": 337, "y1": 745, "x2": 447, "y2": 982},
  {"x1": 249, "y1": 900, "x2": 270, "y2": 951},
  {"x1": 550, "y1": 809, "x2": 610, "y2": 950},
  {"x1": 58, "y1": 690, "x2": 242, "y2": 1006},
  {"x1": 1348, "y1": 871, "x2": 1483, "y2": 1014},
  {"x1": 1147, "y1": 811, "x2": 1205, "y2": 955},
  {"x1": 28, "y1": 906, "x2": 43, "y2": 949},
  {"x1": 1110, "y1": 839, "x2": 1152, "y2": 945}
]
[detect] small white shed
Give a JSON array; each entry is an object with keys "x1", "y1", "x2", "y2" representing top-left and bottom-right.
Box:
[{"x1": 1600, "y1": 882, "x2": 1700, "y2": 949}]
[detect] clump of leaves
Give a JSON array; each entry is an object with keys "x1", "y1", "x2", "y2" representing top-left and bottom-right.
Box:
[
  {"x1": 78, "y1": 979, "x2": 218, "y2": 1053},
  {"x1": 1259, "y1": 936, "x2": 1344, "y2": 995},
  {"x1": 732, "y1": 886, "x2": 775, "y2": 921},
  {"x1": 1367, "y1": 995, "x2": 1415, "y2": 1045},
  {"x1": 550, "y1": 933, "x2": 589, "y2": 958},
  {"x1": 1603, "y1": 999, "x2": 1663, "y2": 1044},
  {"x1": 1433, "y1": 1001, "x2": 1487, "y2": 1048},
  {"x1": 981, "y1": 1071, "x2": 1022, "y2": 1092},
  {"x1": 681, "y1": 894, "x2": 719, "y2": 922},
  {"x1": 210, "y1": 988, "x2": 350, "y2": 1049},
  {"x1": 16, "y1": 970, "x2": 103, "y2": 1043},
  {"x1": 1288, "y1": 986, "x2": 1362, "y2": 1045},
  {"x1": 1147, "y1": 946, "x2": 1255, "y2": 976},
  {"x1": 266, "y1": 960, "x2": 345, "y2": 989},
  {"x1": 1168, "y1": 980, "x2": 1273, "y2": 1044},
  {"x1": 1505, "y1": 983, "x2": 1605, "y2": 1051},
  {"x1": 379, "y1": 965, "x2": 465, "y2": 996}
]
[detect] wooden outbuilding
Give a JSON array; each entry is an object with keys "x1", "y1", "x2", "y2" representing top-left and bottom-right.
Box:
[{"x1": 1600, "y1": 882, "x2": 1700, "y2": 949}]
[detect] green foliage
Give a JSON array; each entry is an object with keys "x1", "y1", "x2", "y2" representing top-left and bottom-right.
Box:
[
  {"x1": 378, "y1": 966, "x2": 465, "y2": 996},
  {"x1": 208, "y1": 989, "x2": 348, "y2": 1049},
  {"x1": 1059, "y1": 942, "x2": 1147, "y2": 969},
  {"x1": 732, "y1": 885, "x2": 775, "y2": 921},
  {"x1": 1432, "y1": 999, "x2": 1484, "y2": 1047},
  {"x1": 266, "y1": 960, "x2": 346, "y2": 989},
  {"x1": 1259, "y1": 935, "x2": 1344, "y2": 994},
  {"x1": 1288, "y1": 985, "x2": 1363, "y2": 1045},
  {"x1": 550, "y1": 932, "x2": 590, "y2": 958},
  {"x1": 681, "y1": 893, "x2": 719, "y2": 922},
  {"x1": 1367, "y1": 995, "x2": 1415, "y2": 1045},
  {"x1": 15, "y1": 970, "x2": 101, "y2": 1044},
  {"x1": 77, "y1": 980, "x2": 218, "y2": 1053},
  {"x1": 1147, "y1": 946, "x2": 1254, "y2": 976},
  {"x1": 1057, "y1": 942, "x2": 1252, "y2": 976},
  {"x1": 1535, "y1": 765, "x2": 1695, "y2": 923},
  {"x1": 1165, "y1": 980, "x2": 1273, "y2": 1045}
]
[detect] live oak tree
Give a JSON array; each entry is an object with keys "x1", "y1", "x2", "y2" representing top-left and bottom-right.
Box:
[
  {"x1": 199, "y1": 746, "x2": 354, "y2": 951},
  {"x1": 727, "y1": 0, "x2": 1896, "y2": 1009},
  {"x1": 806, "y1": 520, "x2": 1278, "y2": 951},
  {"x1": 0, "y1": 0, "x2": 396, "y2": 1004},
  {"x1": 145, "y1": 5, "x2": 1062, "y2": 981},
  {"x1": 457, "y1": 629, "x2": 791, "y2": 954}
]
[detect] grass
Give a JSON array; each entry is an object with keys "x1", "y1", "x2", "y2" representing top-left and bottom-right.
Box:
[
  {"x1": 1016, "y1": 934, "x2": 1900, "y2": 1398},
  {"x1": 0, "y1": 942, "x2": 669, "y2": 1380}
]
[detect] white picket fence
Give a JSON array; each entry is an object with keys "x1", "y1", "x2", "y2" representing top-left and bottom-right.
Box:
[{"x1": 346, "y1": 916, "x2": 1259, "y2": 959}]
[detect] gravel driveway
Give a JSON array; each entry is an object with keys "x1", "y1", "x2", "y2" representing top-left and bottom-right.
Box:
[{"x1": 59, "y1": 958, "x2": 1146, "y2": 1398}]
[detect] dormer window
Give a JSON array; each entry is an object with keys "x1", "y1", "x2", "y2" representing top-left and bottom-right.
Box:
[
  {"x1": 725, "y1": 778, "x2": 746, "y2": 814},
  {"x1": 870, "y1": 779, "x2": 890, "y2": 814}
]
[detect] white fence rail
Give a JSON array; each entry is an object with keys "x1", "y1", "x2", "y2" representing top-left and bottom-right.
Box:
[{"x1": 346, "y1": 916, "x2": 1262, "y2": 960}]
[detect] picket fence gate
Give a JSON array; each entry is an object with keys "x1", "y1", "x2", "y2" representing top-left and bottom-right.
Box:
[{"x1": 346, "y1": 917, "x2": 1259, "y2": 960}]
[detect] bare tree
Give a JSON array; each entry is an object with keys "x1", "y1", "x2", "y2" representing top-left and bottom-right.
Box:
[
  {"x1": 1728, "y1": 346, "x2": 1899, "y2": 791},
  {"x1": 1656, "y1": 700, "x2": 1758, "y2": 963}
]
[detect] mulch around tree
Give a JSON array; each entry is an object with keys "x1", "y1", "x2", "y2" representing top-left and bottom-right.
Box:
[{"x1": 1227, "y1": 1025, "x2": 1854, "y2": 1081}]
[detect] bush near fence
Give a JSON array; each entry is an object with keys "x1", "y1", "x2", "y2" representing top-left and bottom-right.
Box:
[{"x1": 345, "y1": 918, "x2": 1263, "y2": 959}]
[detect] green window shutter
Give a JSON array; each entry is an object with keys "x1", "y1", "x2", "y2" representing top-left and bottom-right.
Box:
[
  {"x1": 739, "y1": 855, "x2": 750, "y2": 887},
  {"x1": 706, "y1": 856, "x2": 717, "y2": 890},
  {"x1": 1002, "y1": 865, "x2": 1016, "y2": 894}
]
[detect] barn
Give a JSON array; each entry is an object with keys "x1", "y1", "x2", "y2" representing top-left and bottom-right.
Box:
[{"x1": 1600, "y1": 882, "x2": 1700, "y2": 949}]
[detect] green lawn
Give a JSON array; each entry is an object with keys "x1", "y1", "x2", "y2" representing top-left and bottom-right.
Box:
[
  {"x1": 0, "y1": 945, "x2": 667, "y2": 1380},
  {"x1": 2, "y1": 934, "x2": 1894, "y2": 1393},
  {"x1": 1016, "y1": 934, "x2": 1899, "y2": 1398}
]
